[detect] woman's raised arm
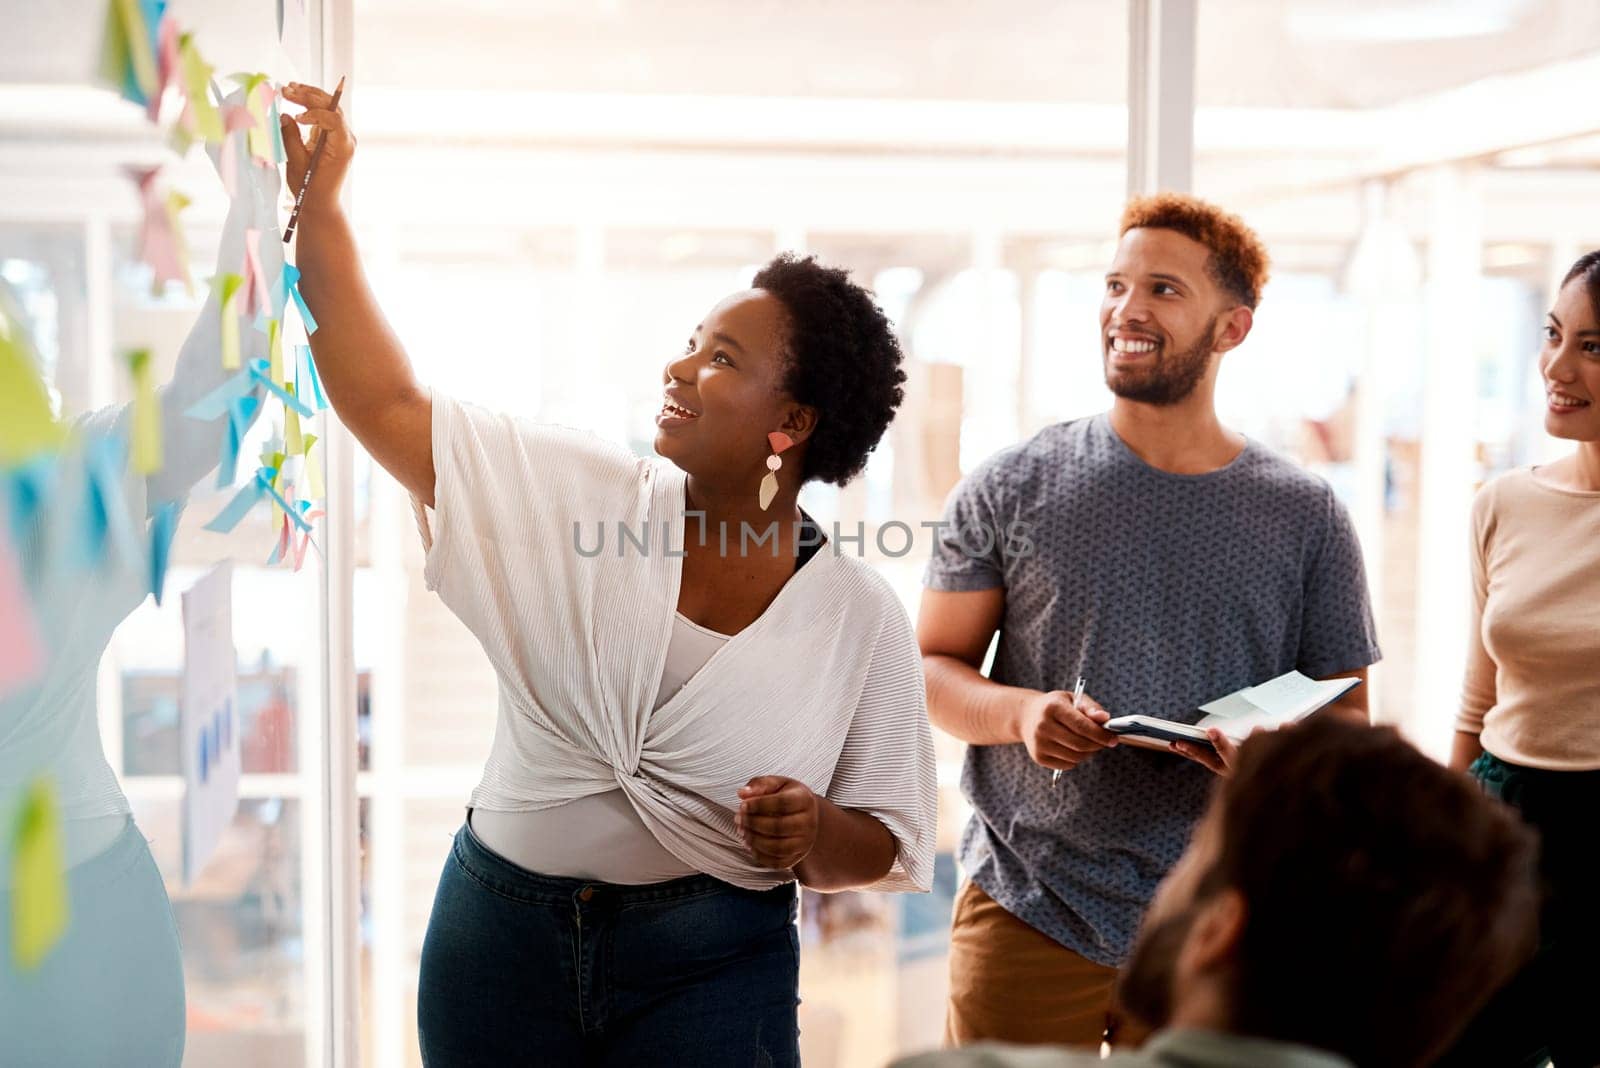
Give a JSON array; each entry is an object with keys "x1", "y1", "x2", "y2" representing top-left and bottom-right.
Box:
[{"x1": 279, "y1": 82, "x2": 436, "y2": 505}]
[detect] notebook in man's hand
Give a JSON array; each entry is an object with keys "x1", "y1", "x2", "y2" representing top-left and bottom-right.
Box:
[{"x1": 1104, "y1": 671, "x2": 1361, "y2": 755}]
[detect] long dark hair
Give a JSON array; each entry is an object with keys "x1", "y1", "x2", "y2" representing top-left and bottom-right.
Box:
[{"x1": 1562, "y1": 250, "x2": 1600, "y2": 323}]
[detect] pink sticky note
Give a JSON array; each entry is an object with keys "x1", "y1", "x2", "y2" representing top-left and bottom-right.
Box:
[
  {"x1": 146, "y1": 16, "x2": 180, "y2": 123},
  {"x1": 222, "y1": 104, "x2": 254, "y2": 133},
  {"x1": 0, "y1": 521, "x2": 47, "y2": 698},
  {"x1": 131, "y1": 168, "x2": 185, "y2": 289},
  {"x1": 242, "y1": 229, "x2": 270, "y2": 317}
]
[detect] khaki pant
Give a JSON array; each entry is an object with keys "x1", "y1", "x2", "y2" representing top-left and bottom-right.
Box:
[{"x1": 944, "y1": 880, "x2": 1151, "y2": 1050}]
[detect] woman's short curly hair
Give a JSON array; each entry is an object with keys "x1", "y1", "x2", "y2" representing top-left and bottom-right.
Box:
[
  {"x1": 1120, "y1": 193, "x2": 1271, "y2": 309},
  {"x1": 752, "y1": 253, "x2": 907, "y2": 486}
]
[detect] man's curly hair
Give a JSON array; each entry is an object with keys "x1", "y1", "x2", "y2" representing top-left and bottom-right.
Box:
[
  {"x1": 1120, "y1": 193, "x2": 1271, "y2": 309},
  {"x1": 752, "y1": 253, "x2": 907, "y2": 486}
]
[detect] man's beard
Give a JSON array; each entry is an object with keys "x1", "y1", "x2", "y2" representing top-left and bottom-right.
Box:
[
  {"x1": 1115, "y1": 905, "x2": 1200, "y2": 1032},
  {"x1": 1105, "y1": 317, "x2": 1218, "y2": 406}
]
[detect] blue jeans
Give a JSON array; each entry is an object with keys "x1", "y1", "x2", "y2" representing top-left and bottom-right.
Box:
[{"x1": 418, "y1": 820, "x2": 801, "y2": 1067}]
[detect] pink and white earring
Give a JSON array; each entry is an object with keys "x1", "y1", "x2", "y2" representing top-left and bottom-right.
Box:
[{"x1": 759, "y1": 432, "x2": 794, "y2": 510}]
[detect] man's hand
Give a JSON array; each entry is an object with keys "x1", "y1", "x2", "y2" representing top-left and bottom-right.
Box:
[
  {"x1": 737, "y1": 777, "x2": 821, "y2": 870},
  {"x1": 1015, "y1": 689, "x2": 1118, "y2": 772},
  {"x1": 1174, "y1": 728, "x2": 1242, "y2": 776}
]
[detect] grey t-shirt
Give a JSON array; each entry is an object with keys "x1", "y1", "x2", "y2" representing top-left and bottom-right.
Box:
[{"x1": 924, "y1": 415, "x2": 1380, "y2": 966}]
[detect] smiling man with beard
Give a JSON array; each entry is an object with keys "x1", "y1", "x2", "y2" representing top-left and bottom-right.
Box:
[
  {"x1": 893, "y1": 717, "x2": 1541, "y2": 1068},
  {"x1": 918, "y1": 194, "x2": 1383, "y2": 1050}
]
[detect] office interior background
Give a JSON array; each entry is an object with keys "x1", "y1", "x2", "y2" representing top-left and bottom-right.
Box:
[{"x1": 4, "y1": 0, "x2": 1599, "y2": 1064}]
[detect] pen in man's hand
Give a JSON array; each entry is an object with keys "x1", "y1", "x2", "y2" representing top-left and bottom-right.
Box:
[{"x1": 1050, "y1": 676, "x2": 1087, "y2": 788}]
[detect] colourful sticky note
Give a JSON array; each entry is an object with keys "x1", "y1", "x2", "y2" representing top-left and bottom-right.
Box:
[
  {"x1": 248, "y1": 358, "x2": 314, "y2": 418},
  {"x1": 217, "y1": 394, "x2": 260, "y2": 488},
  {"x1": 241, "y1": 229, "x2": 270, "y2": 318},
  {"x1": 268, "y1": 96, "x2": 287, "y2": 164},
  {"x1": 126, "y1": 348, "x2": 162, "y2": 474},
  {"x1": 266, "y1": 512, "x2": 291, "y2": 565},
  {"x1": 177, "y1": 33, "x2": 223, "y2": 143},
  {"x1": 80, "y1": 434, "x2": 141, "y2": 574},
  {"x1": 0, "y1": 314, "x2": 67, "y2": 466},
  {"x1": 294, "y1": 344, "x2": 328, "y2": 410},
  {"x1": 266, "y1": 449, "x2": 286, "y2": 531},
  {"x1": 5, "y1": 457, "x2": 58, "y2": 548},
  {"x1": 164, "y1": 190, "x2": 194, "y2": 294},
  {"x1": 11, "y1": 778, "x2": 69, "y2": 971},
  {"x1": 301, "y1": 433, "x2": 324, "y2": 500},
  {"x1": 204, "y1": 466, "x2": 270, "y2": 532},
  {"x1": 146, "y1": 12, "x2": 178, "y2": 123},
  {"x1": 282, "y1": 263, "x2": 318, "y2": 335},
  {"x1": 149, "y1": 499, "x2": 179, "y2": 604},
  {"x1": 217, "y1": 273, "x2": 242, "y2": 369},
  {"x1": 0, "y1": 505, "x2": 47, "y2": 700},
  {"x1": 130, "y1": 169, "x2": 190, "y2": 294},
  {"x1": 245, "y1": 79, "x2": 274, "y2": 163},
  {"x1": 267, "y1": 319, "x2": 284, "y2": 386},
  {"x1": 284, "y1": 384, "x2": 304, "y2": 455},
  {"x1": 294, "y1": 506, "x2": 324, "y2": 571},
  {"x1": 98, "y1": 0, "x2": 159, "y2": 107}
]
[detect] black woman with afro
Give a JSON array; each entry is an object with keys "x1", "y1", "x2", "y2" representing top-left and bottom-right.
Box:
[{"x1": 281, "y1": 81, "x2": 937, "y2": 1068}]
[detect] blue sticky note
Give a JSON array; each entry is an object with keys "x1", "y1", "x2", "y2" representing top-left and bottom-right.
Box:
[
  {"x1": 260, "y1": 471, "x2": 312, "y2": 532},
  {"x1": 198, "y1": 731, "x2": 209, "y2": 784},
  {"x1": 6, "y1": 456, "x2": 58, "y2": 547},
  {"x1": 217, "y1": 394, "x2": 260, "y2": 489},
  {"x1": 268, "y1": 98, "x2": 287, "y2": 164},
  {"x1": 203, "y1": 468, "x2": 270, "y2": 533},
  {"x1": 139, "y1": 0, "x2": 166, "y2": 54},
  {"x1": 294, "y1": 345, "x2": 328, "y2": 411},
  {"x1": 149, "y1": 499, "x2": 180, "y2": 605},
  {"x1": 185, "y1": 366, "x2": 257, "y2": 421},
  {"x1": 282, "y1": 264, "x2": 318, "y2": 335},
  {"x1": 81, "y1": 434, "x2": 140, "y2": 573},
  {"x1": 270, "y1": 265, "x2": 289, "y2": 323},
  {"x1": 248, "y1": 358, "x2": 314, "y2": 418}
]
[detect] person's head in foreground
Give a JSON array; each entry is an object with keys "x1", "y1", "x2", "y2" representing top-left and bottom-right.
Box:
[
  {"x1": 1114, "y1": 717, "x2": 1538, "y2": 1068},
  {"x1": 653, "y1": 253, "x2": 906, "y2": 502},
  {"x1": 897, "y1": 717, "x2": 1538, "y2": 1068},
  {"x1": 1542, "y1": 249, "x2": 1600, "y2": 444},
  {"x1": 1102, "y1": 193, "x2": 1269, "y2": 408}
]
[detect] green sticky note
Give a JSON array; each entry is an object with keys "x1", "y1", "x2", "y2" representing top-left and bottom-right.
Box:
[
  {"x1": 12, "y1": 778, "x2": 69, "y2": 971},
  {"x1": 284, "y1": 384, "x2": 303, "y2": 455},
  {"x1": 303, "y1": 433, "x2": 324, "y2": 500},
  {"x1": 267, "y1": 318, "x2": 284, "y2": 386},
  {"x1": 127, "y1": 348, "x2": 162, "y2": 474},
  {"x1": 0, "y1": 313, "x2": 66, "y2": 465},
  {"x1": 179, "y1": 34, "x2": 223, "y2": 143},
  {"x1": 218, "y1": 273, "x2": 243, "y2": 370}
]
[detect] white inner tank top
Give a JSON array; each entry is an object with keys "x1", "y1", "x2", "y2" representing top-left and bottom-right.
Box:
[{"x1": 468, "y1": 611, "x2": 730, "y2": 883}]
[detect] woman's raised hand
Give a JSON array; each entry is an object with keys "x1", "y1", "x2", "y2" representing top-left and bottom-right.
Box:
[{"x1": 279, "y1": 82, "x2": 356, "y2": 215}]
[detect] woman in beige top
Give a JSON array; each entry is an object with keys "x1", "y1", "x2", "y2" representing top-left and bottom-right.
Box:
[{"x1": 1435, "y1": 251, "x2": 1600, "y2": 1068}]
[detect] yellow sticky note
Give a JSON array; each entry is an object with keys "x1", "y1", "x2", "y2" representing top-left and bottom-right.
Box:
[
  {"x1": 127, "y1": 348, "x2": 162, "y2": 474},
  {"x1": 164, "y1": 191, "x2": 194, "y2": 296},
  {"x1": 12, "y1": 778, "x2": 69, "y2": 971},
  {"x1": 98, "y1": 0, "x2": 158, "y2": 105},
  {"x1": 267, "y1": 318, "x2": 284, "y2": 386},
  {"x1": 0, "y1": 310, "x2": 67, "y2": 465},
  {"x1": 217, "y1": 273, "x2": 242, "y2": 369},
  {"x1": 268, "y1": 450, "x2": 286, "y2": 529},
  {"x1": 284, "y1": 385, "x2": 304, "y2": 455},
  {"x1": 302, "y1": 433, "x2": 324, "y2": 500},
  {"x1": 178, "y1": 34, "x2": 223, "y2": 143}
]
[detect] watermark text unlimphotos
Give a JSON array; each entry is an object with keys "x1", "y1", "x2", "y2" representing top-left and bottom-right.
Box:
[{"x1": 572, "y1": 512, "x2": 1034, "y2": 562}]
